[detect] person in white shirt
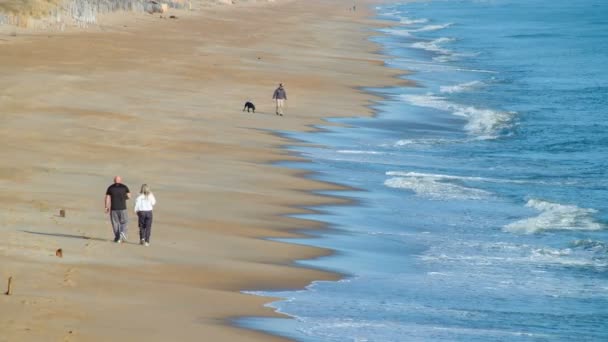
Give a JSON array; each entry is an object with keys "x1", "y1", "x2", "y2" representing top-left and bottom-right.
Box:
[{"x1": 134, "y1": 184, "x2": 156, "y2": 246}]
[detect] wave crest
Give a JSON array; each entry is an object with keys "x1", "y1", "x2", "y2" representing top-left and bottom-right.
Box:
[
  {"x1": 400, "y1": 17, "x2": 429, "y2": 25},
  {"x1": 337, "y1": 150, "x2": 384, "y2": 155},
  {"x1": 400, "y1": 94, "x2": 516, "y2": 139},
  {"x1": 503, "y1": 199, "x2": 603, "y2": 234},
  {"x1": 411, "y1": 23, "x2": 453, "y2": 32},
  {"x1": 384, "y1": 171, "x2": 491, "y2": 200},
  {"x1": 440, "y1": 80, "x2": 485, "y2": 93},
  {"x1": 411, "y1": 37, "x2": 455, "y2": 54},
  {"x1": 380, "y1": 27, "x2": 412, "y2": 37}
]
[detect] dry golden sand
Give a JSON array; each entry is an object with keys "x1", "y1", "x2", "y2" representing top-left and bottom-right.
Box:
[{"x1": 0, "y1": 0, "x2": 405, "y2": 340}]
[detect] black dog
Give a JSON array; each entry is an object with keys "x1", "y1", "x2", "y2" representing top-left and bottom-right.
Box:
[{"x1": 243, "y1": 101, "x2": 256, "y2": 113}]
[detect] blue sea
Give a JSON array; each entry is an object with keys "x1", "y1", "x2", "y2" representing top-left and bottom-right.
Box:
[{"x1": 240, "y1": 0, "x2": 608, "y2": 341}]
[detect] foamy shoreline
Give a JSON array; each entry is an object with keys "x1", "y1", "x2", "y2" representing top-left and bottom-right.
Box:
[{"x1": 0, "y1": 0, "x2": 404, "y2": 340}]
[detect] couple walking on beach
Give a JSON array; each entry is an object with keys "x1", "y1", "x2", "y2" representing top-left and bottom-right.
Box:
[{"x1": 105, "y1": 176, "x2": 157, "y2": 246}]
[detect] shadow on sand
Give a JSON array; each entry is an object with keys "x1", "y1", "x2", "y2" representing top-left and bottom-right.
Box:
[{"x1": 20, "y1": 230, "x2": 108, "y2": 242}]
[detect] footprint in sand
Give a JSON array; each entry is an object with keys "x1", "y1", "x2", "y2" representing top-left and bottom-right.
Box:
[
  {"x1": 82, "y1": 238, "x2": 105, "y2": 253},
  {"x1": 63, "y1": 267, "x2": 77, "y2": 287}
]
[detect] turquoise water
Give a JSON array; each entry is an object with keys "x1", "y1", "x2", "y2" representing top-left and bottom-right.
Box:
[{"x1": 241, "y1": 0, "x2": 608, "y2": 341}]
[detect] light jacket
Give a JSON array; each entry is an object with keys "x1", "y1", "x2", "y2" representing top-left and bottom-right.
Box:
[{"x1": 134, "y1": 193, "x2": 156, "y2": 212}]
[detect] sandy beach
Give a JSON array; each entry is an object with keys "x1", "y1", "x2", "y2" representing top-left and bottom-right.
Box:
[{"x1": 0, "y1": 1, "x2": 403, "y2": 340}]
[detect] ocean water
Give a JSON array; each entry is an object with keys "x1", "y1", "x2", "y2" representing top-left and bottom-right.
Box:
[{"x1": 240, "y1": 0, "x2": 608, "y2": 341}]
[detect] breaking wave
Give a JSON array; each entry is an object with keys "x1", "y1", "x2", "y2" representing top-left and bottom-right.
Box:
[
  {"x1": 400, "y1": 17, "x2": 429, "y2": 25},
  {"x1": 336, "y1": 150, "x2": 385, "y2": 155},
  {"x1": 400, "y1": 93, "x2": 516, "y2": 139},
  {"x1": 384, "y1": 171, "x2": 491, "y2": 200},
  {"x1": 503, "y1": 199, "x2": 603, "y2": 234},
  {"x1": 380, "y1": 27, "x2": 413, "y2": 37},
  {"x1": 411, "y1": 37, "x2": 455, "y2": 54},
  {"x1": 392, "y1": 138, "x2": 462, "y2": 147},
  {"x1": 440, "y1": 80, "x2": 485, "y2": 93},
  {"x1": 411, "y1": 23, "x2": 453, "y2": 32},
  {"x1": 386, "y1": 171, "x2": 528, "y2": 184}
]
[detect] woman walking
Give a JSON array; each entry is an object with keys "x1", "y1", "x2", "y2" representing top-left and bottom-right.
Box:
[{"x1": 134, "y1": 184, "x2": 156, "y2": 246}]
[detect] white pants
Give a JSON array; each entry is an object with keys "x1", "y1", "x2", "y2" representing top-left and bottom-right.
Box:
[{"x1": 275, "y1": 99, "x2": 285, "y2": 115}]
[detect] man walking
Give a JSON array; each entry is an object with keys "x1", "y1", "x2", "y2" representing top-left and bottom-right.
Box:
[
  {"x1": 272, "y1": 83, "x2": 287, "y2": 116},
  {"x1": 105, "y1": 176, "x2": 131, "y2": 243}
]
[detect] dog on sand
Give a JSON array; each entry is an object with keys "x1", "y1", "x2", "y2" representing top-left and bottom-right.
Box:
[{"x1": 243, "y1": 101, "x2": 256, "y2": 113}]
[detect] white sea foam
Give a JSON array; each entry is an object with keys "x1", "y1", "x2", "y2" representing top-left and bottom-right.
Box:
[
  {"x1": 529, "y1": 247, "x2": 607, "y2": 267},
  {"x1": 298, "y1": 319, "x2": 554, "y2": 341},
  {"x1": 400, "y1": 17, "x2": 429, "y2": 25},
  {"x1": 383, "y1": 24, "x2": 453, "y2": 41},
  {"x1": 337, "y1": 150, "x2": 384, "y2": 155},
  {"x1": 385, "y1": 171, "x2": 527, "y2": 184},
  {"x1": 411, "y1": 23, "x2": 453, "y2": 32},
  {"x1": 380, "y1": 27, "x2": 412, "y2": 37},
  {"x1": 570, "y1": 239, "x2": 608, "y2": 252},
  {"x1": 410, "y1": 37, "x2": 455, "y2": 54},
  {"x1": 389, "y1": 59, "x2": 497, "y2": 74},
  {"x1": 400, "y1": 94, "x2": 516, "y2": 138},
  {"x1": 380, "y1": 10, "x2": 403, "y2": 18},
  {"x1": 421, "y1": 240, "x2": 608, "y2": 271},
  {"x1": 440, "y1": 80, "x2": 485, "y2": 93},
  {"x1": 503, "y1": 199, "x2": 603, "y2": 234},
  {"x1": 529, "y1": 245, "x2": 605, "y2": 267},
  {"x1": 434, "y1": 55, "x2": 456, "y2": 63},
  {"x1": 409, "y1": 37, "x2": 469, "y2": 62},
  {"x1": 455, "y1": 67, "x2": 499, "y2": 74},
  {"x1": 434, "y1": 51, "x2": 479, "y2": 63},
  {"x1": 384, "y1": 171, "x2": 491, "y2": 200},
  {"x1": 393, "y1": 138, "x2": 458, "y2": 147}
]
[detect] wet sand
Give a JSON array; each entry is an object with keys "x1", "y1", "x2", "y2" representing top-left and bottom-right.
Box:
[{"x1": 0, "y1": 1, "x2": 404, "y2": 340}]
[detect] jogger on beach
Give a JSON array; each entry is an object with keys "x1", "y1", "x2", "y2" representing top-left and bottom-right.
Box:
[
  {"x1": 105, "y1": 176, "x2": 131, "y2": 243},
  {"x1": 134, "y1": 184, "x2": 156, "y2": 246}
]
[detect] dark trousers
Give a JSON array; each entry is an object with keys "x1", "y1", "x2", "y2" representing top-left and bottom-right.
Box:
[{"x1": 137, "y1": 211, "x2": 153, "y2": 242}]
